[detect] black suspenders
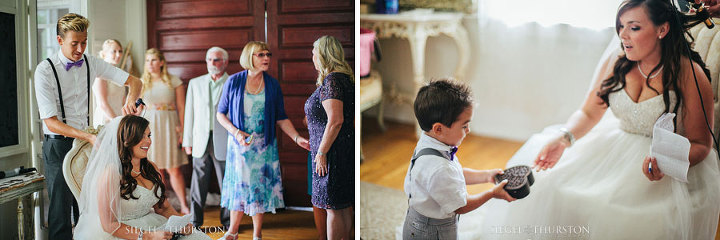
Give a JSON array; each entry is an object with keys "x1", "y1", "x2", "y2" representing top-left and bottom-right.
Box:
[
  {"x1": 45, "y1": 54, "x2": 90, "y2": 126},
  {"x1": 408, "y1": 148, "x2": 446, "y2": 199},
  {"x1": 407, "y1": 148, "x2": 460, "y2": 221}
]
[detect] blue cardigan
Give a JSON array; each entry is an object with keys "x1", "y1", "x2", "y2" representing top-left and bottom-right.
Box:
[{"x1": 217, "y1": 70, "x2": 288, "y2": 146}]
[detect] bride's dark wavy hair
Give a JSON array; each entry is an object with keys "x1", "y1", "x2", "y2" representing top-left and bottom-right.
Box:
[
  {"x1": 598, "y1": 0, "x2": 711, "y2": 116},
  {"x1": 117, "y1": 115, "x2": 166, "y2": 207}
]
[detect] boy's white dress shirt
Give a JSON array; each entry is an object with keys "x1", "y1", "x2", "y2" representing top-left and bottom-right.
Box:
[{"x1": 404, "y1": 132, "x2": 468, "y2": 219}]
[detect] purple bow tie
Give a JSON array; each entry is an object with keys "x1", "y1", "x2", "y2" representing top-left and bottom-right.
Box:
[
  {"x1": 449, "y1": 146, "x2": 458, "y2": 161},
  {"x1": 65, "y1": 59, "x2": 84, "y2": 71}
]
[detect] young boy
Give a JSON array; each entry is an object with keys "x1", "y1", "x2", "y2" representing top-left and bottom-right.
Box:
[{"x1": 402, "y1": 79, "x2": 515, "y2": 240}]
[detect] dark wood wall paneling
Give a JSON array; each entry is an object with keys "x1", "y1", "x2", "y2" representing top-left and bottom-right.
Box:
[
  {"x1": 148, "y1": 0, "x2": 263, "y2": 82},
  {"x1": 147, "y1": 0, "x2": 354, "y2": 206}
]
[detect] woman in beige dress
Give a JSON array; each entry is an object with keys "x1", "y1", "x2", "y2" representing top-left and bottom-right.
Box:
[
  {"x1": 93, "y1": 39, "x2": 127, "y2": 127},
  {"x1": 141, "y1": 48, "x2": 190, "y2": 214}
]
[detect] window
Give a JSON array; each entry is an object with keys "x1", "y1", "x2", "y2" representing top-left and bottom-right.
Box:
[
  {"x1": 37, "y1": 0, "x2": 69, "y2": 60},
  {"x1": 0, "y1": 11, "x2": 18, "y2": 148}
]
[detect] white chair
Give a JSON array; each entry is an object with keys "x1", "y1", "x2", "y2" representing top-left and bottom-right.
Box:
[
  {"x1": 360, "y1": 70, "x2": 386, "y2": 161},
  {"x1": 62, "y1": 127, "x2": 101, "y2": 199},
  {"x1": 360, "y1": 70, "x2": 386, "y2": 131}
]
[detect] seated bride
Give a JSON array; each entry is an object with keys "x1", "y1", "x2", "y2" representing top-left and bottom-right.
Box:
[
  {"x1": 458, "y1": 0, "x2": 720, "y2": 239},
  {"x1": 75, "y1": 115, "x2": 211, "y2": 239}
]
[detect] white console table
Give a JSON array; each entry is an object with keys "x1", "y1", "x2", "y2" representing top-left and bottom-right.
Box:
[
  {"x1": 361, "y1": 12, "x2": 470, "y2": 135},
  {"x1": 360, "y1": 12, "x2": 470, "y2": 88}
]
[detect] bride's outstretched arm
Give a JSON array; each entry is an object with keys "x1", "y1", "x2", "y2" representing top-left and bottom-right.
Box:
[{"x1": 534, "y1": 50, "x2": 618, "y2": 171}]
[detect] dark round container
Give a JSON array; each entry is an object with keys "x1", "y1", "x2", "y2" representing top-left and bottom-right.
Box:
[{"x1": 494, "y1": 165, "x2": 534, "y2": 199}]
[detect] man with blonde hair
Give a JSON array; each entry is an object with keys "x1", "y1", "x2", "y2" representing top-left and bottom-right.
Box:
[
  {"x1": 33, "y1": 13, "x2": 143, "y2": 239},
  {"x1": 183, "y1": 46, "x2": 231, "y2": 228}
]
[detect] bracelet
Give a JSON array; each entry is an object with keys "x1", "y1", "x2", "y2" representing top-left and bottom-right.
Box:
[
  {"x1": 317, "y1": 151, "x2": 325, "y2": 156},
  {"x1": 234, "y1": 128, "x2": 240, "y2": 137},
  {"x1": 559, "y1": 127, "x2": 575, "y2": 147},
  {"x1": 294, "y1": 135, "x2": 299, "y2": 143}
]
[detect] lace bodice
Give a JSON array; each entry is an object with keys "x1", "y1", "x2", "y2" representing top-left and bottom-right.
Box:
[
  {"x1": 118, "y1": 186, "x2": 159, "y2": 221},
  {"x1": 609, "y1": 90, "x2": 677, "y2": 137}
]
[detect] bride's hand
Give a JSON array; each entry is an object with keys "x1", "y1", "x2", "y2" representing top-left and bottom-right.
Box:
[
  {"x1": 145, "y1": 230, "x2": 173, "y2": 240},
  {"x1": 642, "y1": 156, "x2": 665, "y2": 181},
  {"x1": 533, "y1": 133, "x2": 569, "y2": 171},
  {"x1": 178, "y1": 223, "x2": 194, "y2": 235}
]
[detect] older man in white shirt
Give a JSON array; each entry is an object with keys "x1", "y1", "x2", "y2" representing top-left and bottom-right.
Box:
[
  {"x1": 183, "y1": 46, "x2": 231, "y2": 228},
  {"x1": 33, "y1": 13, "x2": 142, "y2": 239}
]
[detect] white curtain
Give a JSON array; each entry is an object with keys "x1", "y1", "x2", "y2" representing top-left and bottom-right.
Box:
[
  {"x1": 466, "y1": 0, "x2": 623, "y2": 140},
  {"x1": 480, "y1": 0, "x2": 622, "y2": 30}
]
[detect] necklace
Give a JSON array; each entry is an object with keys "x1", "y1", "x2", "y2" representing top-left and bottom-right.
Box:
[
  {"x1": 637, "y1": 63, "x2": 663, "y2": 79},
  {"x1": 131, "y1": 169, "x2": 141, "y2": 175},
  {"x1": 248, "y1": 80, "x2": 263, "y2": 95}
]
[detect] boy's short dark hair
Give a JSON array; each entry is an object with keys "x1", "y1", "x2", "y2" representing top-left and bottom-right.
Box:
[{"x1": 414, "y1": 79, "x2": 473, "y2": 132}]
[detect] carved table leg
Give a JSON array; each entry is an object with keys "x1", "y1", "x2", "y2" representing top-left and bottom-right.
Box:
[{"x1": 17, "y1": 197, "x2": 24, "y2": 240}]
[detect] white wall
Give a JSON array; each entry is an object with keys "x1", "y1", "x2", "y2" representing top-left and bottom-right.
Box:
[
  {"x1": 371, "y1": 15, "x2": 616, "y2": 141},
  {"x1": 88, "y1": 0, "x2": 146, "y2": 76},
  {"x1": 86, "y1": 0, "x2": 146, "y2": 123}
]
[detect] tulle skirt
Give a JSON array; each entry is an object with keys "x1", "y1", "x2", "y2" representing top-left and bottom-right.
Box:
[{"x1": 457, "y1": 115, "x2": 720, "y2": 240}]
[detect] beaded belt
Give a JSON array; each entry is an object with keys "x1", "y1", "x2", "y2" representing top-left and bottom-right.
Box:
[{"x1": 151, "y1": 103, "x2": 176, "y2": 111}]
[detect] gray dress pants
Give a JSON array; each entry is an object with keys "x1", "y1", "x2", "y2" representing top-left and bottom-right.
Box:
[
  {"x1": 42, "y1": 136, "x2": 79, "y2": 240},
  {"x1": 190, "y1": 136, "x2": 230, "y2": 227},
  {"x1": 402, "y1": 207, "x2": 458, "y2": 240}
]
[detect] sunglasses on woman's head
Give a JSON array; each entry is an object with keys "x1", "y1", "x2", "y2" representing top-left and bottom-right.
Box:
[{"x1": 254, "y1": 52, "x2": 272, "y2": 57}]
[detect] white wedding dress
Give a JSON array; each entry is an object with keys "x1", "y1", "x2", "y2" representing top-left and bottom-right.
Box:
[
  {"x1": 74, "y1": 116, "x2": 211, "y2": 239},
  {"x1": 457, "y1": 89, "x2": 720, "y2": 239},
  {"x1": 76, "y1": 184, "x2": 211, "y2": 239}
]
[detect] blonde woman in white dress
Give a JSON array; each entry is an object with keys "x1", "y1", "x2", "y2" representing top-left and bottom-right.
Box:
[
  {"x1": 93, "y1": 39, "x2": 127, "y2": 127},
  {"x1": 141, "y1": 48, "x2": 190, "y2": 214}
]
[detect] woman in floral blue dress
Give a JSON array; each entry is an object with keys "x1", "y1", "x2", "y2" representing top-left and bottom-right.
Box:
[
  {"x1": 305, "y1": 36, "x2": 355, "y2": 240},
  {"x1": 216, "y1": 41, "x2": 310, "y2": 240}
]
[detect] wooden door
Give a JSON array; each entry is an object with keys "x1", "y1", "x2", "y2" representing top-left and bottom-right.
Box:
[
  {"x1": 266, "y1": 0, "x2": 354, "y2": 206},
  {"x1": 147, "y1": 0, "x2": 354, "y2": 207},
  {"x1": 147, "y1": 0, "x2": 265, "y2": 81}
]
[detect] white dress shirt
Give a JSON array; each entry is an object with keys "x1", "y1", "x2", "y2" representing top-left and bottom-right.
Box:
[
  {"x1": 404, "y1": 132, "x2": 468, "y2": 219},
  {"x1": 35, "y1": 51, "x2": 129, "y2": 135}
]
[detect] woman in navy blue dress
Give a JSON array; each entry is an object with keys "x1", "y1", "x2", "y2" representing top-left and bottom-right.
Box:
[{"x1": 305, "y1": 36, "x2": 355, "y2": 239}]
